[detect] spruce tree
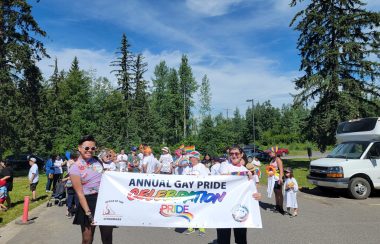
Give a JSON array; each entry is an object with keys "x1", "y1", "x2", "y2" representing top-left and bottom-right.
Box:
[
  {"x1": 178, "y1": 54, "x2": 198, "y2": 138},
  {"x1": 199, "y1": 74, "x2": 212, "y2": 118},
  {"x1": 290, "y1": 0, "x2": 380, "y2": 151}
]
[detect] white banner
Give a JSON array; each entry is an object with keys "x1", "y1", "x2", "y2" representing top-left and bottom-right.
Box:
[{"x1": 94, "y1": 171, "x2": 262, "y2": 228}]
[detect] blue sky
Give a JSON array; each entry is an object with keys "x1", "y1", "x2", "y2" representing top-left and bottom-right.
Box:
[{"x1": 32, "y1": 0, "x2": 379, "y2": 116}]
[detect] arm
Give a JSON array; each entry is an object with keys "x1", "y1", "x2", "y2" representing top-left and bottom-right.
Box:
[
  {"x1": 277, "y1": 157, "x2": 284, "y2": 184},
  {"x1": 70, "y1": 174, "x2": 93, "y2": 223}
]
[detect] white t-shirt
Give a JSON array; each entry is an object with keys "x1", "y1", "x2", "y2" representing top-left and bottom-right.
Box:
[
  {"x1": 29, "y1": 164, "x2": 39, "y2": 183},
  {"x1": 103, "y1": 162, "x2": 117, "y2": 171},
  {"x1": 159, "y1": 154, "x2": 173, "y2": 173},
  {"x1": 143, "y1": 155, "x2": 159, "y2": 174},
  {"x1": 211, "y1": 163, "x2": 221, "y2": 175},
  {"x1": 117, "y1": 154, "x2": 128, "y2": 172},
  {"x1": 54, "y1": 159, "x2": 63, "y2": 174},
  {"x1": 219, "y1": 161, "x2": 248, "y2": 175},
  {"x1": 187, "y1": 163, "x2": 210, "y2": 176}
]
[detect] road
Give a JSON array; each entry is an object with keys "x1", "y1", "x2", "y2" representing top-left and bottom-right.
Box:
[{"x1": 1, "y1": 186, "x2": 380, "y2": 244}]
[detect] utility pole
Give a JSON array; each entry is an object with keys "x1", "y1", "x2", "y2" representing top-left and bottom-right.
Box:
[
  {"x1": 183, "y1": 84, "x2": 186, "y2": 138},
  {"x1": 224, "y1": 108, "x2": 231, "y2": 119},
  {"x1": 246, "y1": 99, "x2": 255, "y2": 154}
]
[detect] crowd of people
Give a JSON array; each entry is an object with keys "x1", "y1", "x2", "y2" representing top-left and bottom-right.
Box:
[{"x1": 0, "y1": 135, "x2": 299, "y2": 244}]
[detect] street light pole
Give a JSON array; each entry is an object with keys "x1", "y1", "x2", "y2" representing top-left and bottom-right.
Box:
[{"x1": 246, "y1": 99, "x2": 255, "y2": 154}]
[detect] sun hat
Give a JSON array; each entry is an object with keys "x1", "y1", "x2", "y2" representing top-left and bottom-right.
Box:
[
  {"x1": 161, "y1": 147, "x2": 169, "y2": 153},
  {"x1": 285, "y1": 167, "x2": 292, "y2": 173},
  {"x1": 29, "y1": 157, "x2": 37, "y2": 163},
  {"x1": 245, "y1": 163, "x2": 255, "y2": 172}
]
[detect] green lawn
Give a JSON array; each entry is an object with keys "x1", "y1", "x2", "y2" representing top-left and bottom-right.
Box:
[
  {"x1": 0, "y1": 172, "x2": 50, "y2": 227},
  {"x1": 258, "y1": 158, "x2": 313, "y2": 189}
]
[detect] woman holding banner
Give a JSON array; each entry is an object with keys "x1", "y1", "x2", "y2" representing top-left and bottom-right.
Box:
[
  {"x1": 217, "y1": 145, "x2": 261, "y2": 244},
  {"x1": 70, "y1": 135, "x2": 113, "y2": 244}
]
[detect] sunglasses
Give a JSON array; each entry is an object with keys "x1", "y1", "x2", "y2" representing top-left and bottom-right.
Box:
[
  {"x1": 229, "y1": 152, "x2": 241, "y2": 156},
  {"x1": 81, "y1": 146, "x2": 97, "y2": 151}
]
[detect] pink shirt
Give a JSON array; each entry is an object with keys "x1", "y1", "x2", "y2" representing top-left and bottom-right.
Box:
[{"x1": 69, "y1": 157, "x2": 103, "y2": 195}]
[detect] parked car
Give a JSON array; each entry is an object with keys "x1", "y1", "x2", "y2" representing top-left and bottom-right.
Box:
[
  {"x1": 264, "y1": 147, "x2": 289, "y2": 157},
  {"x1": 243, "y1": 148, "x2": 271, "y2": 163},
  {"x1": 5, "y1": 154, "x2": 45, "y2": 171}
]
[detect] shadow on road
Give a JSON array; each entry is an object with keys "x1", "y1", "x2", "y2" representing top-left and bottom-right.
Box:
[{"x1": 301, "y1": 187, "x2": 380, "y2": 199}]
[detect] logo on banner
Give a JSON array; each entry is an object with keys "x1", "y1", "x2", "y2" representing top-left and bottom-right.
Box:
[
  {"x1": 231, "y1": 204, "x2": 249, "y2": 222},
  {"x1": 159, "y1": 204, "x2": 194, "y2": 222},
  {"x1": 102, "y1": 200, "x2": 124, "y2": 221}
]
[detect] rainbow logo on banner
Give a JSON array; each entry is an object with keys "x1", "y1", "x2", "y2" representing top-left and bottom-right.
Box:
[{"x1": 159, "y1": 204, "x2": 194, "y2": 222}]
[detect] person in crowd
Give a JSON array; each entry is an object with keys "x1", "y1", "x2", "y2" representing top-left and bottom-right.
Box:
[
  {"x1": 142, "y1": 146, "x2": 160, "y2": 174},
  {"x1": 116, "y1": 149, "x2": 128, "y2": 172},
  {"x1": 210, "y1": 157, "x2": 222, "y2": 175},
  {"x1": 53, "y1": 155, "x2": 64, "y2": 193},
  {"x1": 217, "y1": 145, "x2": 261, "y2": 244},
  {"x1": 0, "y1": 179, "x2": 7, "y2": 211},
  {"x1": 99, "y1": 149, "x2": 117, "y2": 171},
  {"x1": 173, "y1": 148, "x2": 190, "y2": 175},
  {"x1": 284, "y1": 167, "x2": 299, "y2": 217},
  {"x1": 201, "y1": 153, "x2": 212, "y2": 169},
  {"x1": 158, "y1": 147, "x2": 174, "y2": 174},
  {"x1": 70, "y1": 135, "x2": 113, "y2": 244},
  {"x1": 0, "y1": 160, "x2": 13, "y2": 207},
  {"x1": 268, "y1": 146, "x2": 285, "y2": 215},
  {"x1": 184, "y1": 151, "x2": 210, "y2": 236},
  {"x1": 44, "y1": 157, "x2": 54, "y2": 193},
  {"x1": 245, "y1": 163, "x2": 260, "y2": 185},
  {"x1": 128, "y1": 146, "x2": 140, "y2": 172},
  {"x1": 28, "y1": 157, "x2": 39, "y2": 201}
]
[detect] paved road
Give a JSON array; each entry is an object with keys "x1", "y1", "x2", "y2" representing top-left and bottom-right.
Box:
[{"x1": 1, "y1": 186, "x2": 380, "y2": 244}]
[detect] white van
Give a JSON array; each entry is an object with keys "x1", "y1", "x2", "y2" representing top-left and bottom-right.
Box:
[{"x1": 307, "y1": 117, "x2": 380, "y2": 199}]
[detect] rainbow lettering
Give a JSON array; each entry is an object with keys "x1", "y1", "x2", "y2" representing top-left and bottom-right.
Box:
[{"x1": 159, "y1": 204, "x2": 194, "y2": 222}]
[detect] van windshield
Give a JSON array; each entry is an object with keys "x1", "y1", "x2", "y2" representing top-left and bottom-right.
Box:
[{"x1": 327, "y1": 141, "x2": 370, "y2": 159}]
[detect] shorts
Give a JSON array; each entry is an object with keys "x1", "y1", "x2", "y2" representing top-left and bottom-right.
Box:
[
  {"x1": 73, "y1": 193, "x2": 98, "y2": 226},
  {"x1": 30, "y1": 182, "x2": 38, "y2": 191},
  {"x1": 274, "y1": 180, "x2": 282, "y2": 190},
  {"x1": 0, "y1": 197, "x2": 5, "y2": 204},
  {"x1": 6, "y1": 182, "x2": 13, "y2": 192}
]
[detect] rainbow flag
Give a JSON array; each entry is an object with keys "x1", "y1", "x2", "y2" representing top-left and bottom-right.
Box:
[{"x1": 184, "y1": 145, "x2": 195, "y2": 153}]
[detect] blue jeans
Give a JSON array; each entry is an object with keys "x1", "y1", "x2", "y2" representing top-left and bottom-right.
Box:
[
  {"x1": 46, "y1": 176, "x2": 53, "y2": 191},
  {"x1": 66, "y1": 192, "x2": 79, "y2": 214}
]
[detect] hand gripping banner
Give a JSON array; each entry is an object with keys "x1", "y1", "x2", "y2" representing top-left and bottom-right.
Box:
[{"x1": 94, "y1": 172, "x2": 262, "y2": 228}]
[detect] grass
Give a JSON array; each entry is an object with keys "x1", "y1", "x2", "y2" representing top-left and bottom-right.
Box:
[
  {"x1": 258, "y1": 158, "x2": 314, "y2": 189},
  {"x1": 0, "y1": 172, "x2": 50, "y2": 227}
]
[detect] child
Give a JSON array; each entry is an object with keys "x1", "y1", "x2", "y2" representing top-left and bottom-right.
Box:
[
  {"x1": 284, "y1": 167, "x2": 298, "y2": 217},
  {"x1": 0, "y1": 179, "x2": 8, "y2": 211}
]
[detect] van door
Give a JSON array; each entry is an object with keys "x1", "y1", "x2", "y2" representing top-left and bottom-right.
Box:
[{"x1": 365, "y1": 142, "x2": 380, "y2": 188}]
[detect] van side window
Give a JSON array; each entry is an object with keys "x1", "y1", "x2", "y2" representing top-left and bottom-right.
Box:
[{"x1": 367, "y1": 143, "x2": 380, "y2": 159}]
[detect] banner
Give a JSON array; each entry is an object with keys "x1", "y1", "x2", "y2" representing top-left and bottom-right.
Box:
[{"x1": 94, "y1": 172, "x2": 262, "y2": 228}]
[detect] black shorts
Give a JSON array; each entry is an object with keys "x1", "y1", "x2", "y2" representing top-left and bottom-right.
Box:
[
  {"x1": 73, "y1": 193, "x2": 98, "y2": 226},
  {"x1": 274, "y1": 180, "x2": 282, "y2": 190},
  {"x1": 30, "y1": 182, "x2": 38, "y2": 191},
  {"x1": 6, "y1": 182, "x2": 13, "y2": 192}
]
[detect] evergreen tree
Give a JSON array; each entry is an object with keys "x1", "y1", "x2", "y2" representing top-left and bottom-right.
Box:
[
  {"x1": 110, "y1": 33, "x2": 135, "y2": 145},
  {"x1": 290, "y1": 0, "x2": 380, "y2": 151},
  {"x1": 199, "y1": 75, "x2": 212, "y2": 118},
  {"x1": 0, "y1": 0, "x2": 48, "y2": 157},
  {"x1": 166, "y1": 68, "x2": 182, "y2": 144},
  {"x1": 151, "y1": 61, "x2": 170, "y2": 143},
  {"x1": 178, "y1": 54, "x2": 198, "y2": 138}
]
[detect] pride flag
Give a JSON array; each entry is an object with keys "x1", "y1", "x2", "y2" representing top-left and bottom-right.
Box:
[{"x1": 184, "y1": 146, "x2": 195, "y2": 153}]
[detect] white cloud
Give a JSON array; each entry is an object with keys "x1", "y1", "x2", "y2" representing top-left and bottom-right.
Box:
[
  {"x1": 185, "y1": 0, "x2": 244, "y2": 17},
  {"x1": 38, "y1": 47, "x2": 116, "y2": 82}
]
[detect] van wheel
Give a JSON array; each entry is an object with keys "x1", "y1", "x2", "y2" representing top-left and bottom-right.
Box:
[{"x1": 348, "y1": 177, "x2": 371, "y2": 199}]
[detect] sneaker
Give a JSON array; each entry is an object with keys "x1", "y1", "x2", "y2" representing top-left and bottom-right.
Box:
[
  {"x1": 198, "y1": 230, "x2": 206, "y2": 237},
  {"x1": 185, "y1": 229, "x2": 195, "y2": 235},
  {"x1": 292, "y1": 212, "x2": 298, "y2": 217}
]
